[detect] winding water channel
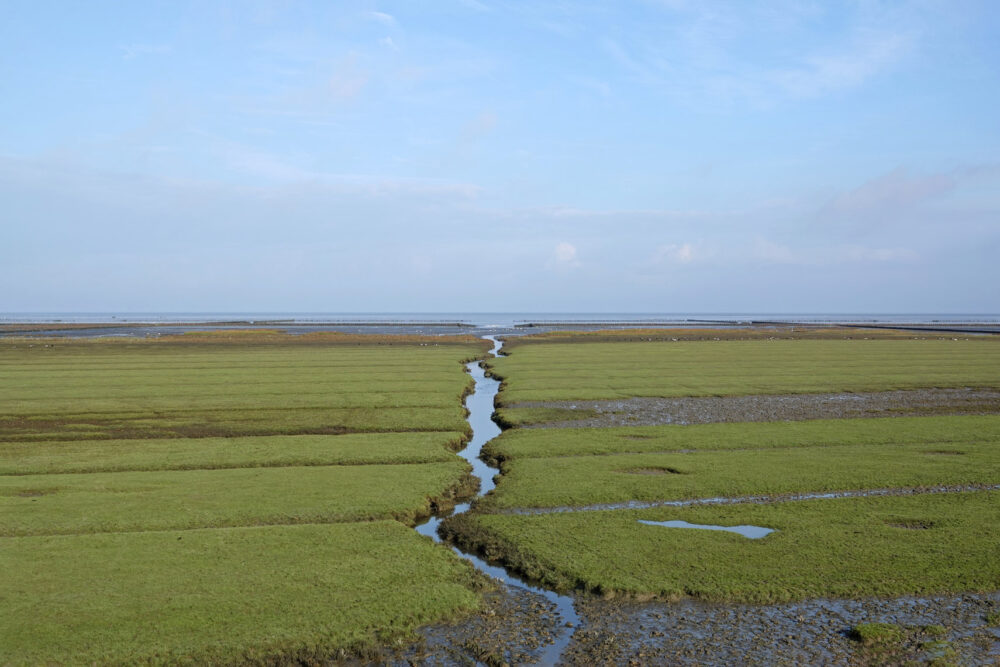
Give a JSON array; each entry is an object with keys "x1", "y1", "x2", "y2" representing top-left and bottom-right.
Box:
[{"x1": 414, "y1": 335, "x2": 580, "y2": 664}]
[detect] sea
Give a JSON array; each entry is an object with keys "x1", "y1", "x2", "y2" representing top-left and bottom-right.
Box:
[{"x1": 2, "y1": 312, "x2": 999, "y2": 337}]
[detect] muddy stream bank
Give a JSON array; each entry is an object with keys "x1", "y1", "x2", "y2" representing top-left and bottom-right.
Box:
[{"x1": 406, "y1": 337, "x2": 580, "y2": 665}]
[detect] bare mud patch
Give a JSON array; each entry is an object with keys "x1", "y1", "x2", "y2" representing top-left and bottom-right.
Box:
[
  {"x1": 512, "y1": 387, "x2": 1000, "y2": 428},
  {"x1": 562, "y1": 592, "x2": 1000, "y2": 666},
  {"x1": 390, "y1": 585, "x2": 566, "y2": 665}
]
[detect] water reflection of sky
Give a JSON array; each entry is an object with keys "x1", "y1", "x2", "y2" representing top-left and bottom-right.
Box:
[{"x1": 639, "y1": 519, "x2": 775, "y2": 539}]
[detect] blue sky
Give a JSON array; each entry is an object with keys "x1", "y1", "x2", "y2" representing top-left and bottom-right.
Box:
[{"x1": 2, "y1": 0, "x2": 998, "y2": 313}]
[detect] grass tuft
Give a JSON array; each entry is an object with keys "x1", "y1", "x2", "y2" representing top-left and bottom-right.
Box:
[{"x1": 850, "y1": 622, "x2": 903, "y2": 646}]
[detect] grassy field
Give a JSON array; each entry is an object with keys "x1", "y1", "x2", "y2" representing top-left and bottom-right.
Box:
[
  {"x1": 0, "y1": 522, "x2": 487, "y2": 664},
  {"x1": 488, "y1": 338, "x2": 1000, "y2": 403},
  {"x1": 0, "y1": 461, "x2": 475, "y2": 536},
  {"x1": 452, "y1": 330, "x2": 1000, "y2": 604},
  {"x1": 0, "y1": 431, "x2": 465, "y2": 474},
  {"x1": 0, "y1": 338, "x2": 482, "y2": 440},
  {"x1": 479, "y1": 435, "x2": 1000, "y2": 510},
  {"x1": 445, "y1": 491, "x2": 1000, "y2": 603},
  {"x1": 0, "y1": 333, "x2": 489, "y2": 662},
  {"x1": 483, "y1": 415, "x2": 1000, "y2": 462}
]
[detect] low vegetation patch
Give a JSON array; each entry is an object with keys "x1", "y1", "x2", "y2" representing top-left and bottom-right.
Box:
[
  {"x1": 488, "y1": 339, "x2": 1000, "y2": 402},
  {"x1": 478, "y1": 439, "x2": 1000, "y2": 510},
  {"x1": 443, "y1": 491, "x2": 1000, "y2": 603},
  {"x1": 850, "y1": 622, "x2": 904, "y2": 645},
  {"x1": 491, "y1": 405, "x2": 600, "y2": 428},
  {"x1": 0, "y1": 339, "x2": 481, "y2": 440},
  {"x1": 0, "y1": 431, "x2": 465, "y2": 475},
  {"x1": 0, "y1": 405, "x2": 469, "y2": 442},
  {"x1": 849, "y1": 622, "x2": 961, "y2": 665},
  {"x1": 482, "y1": 415, "x2": 1000, "y2": 462},
  {"x1": 0, "y1": 461, "x2": 476, "y2": 536},
  {"x1": 499, "y1": 327, "x2": 923, "y2": 348},
  {"x1": 0, "y1": 334, "x2": 493, "y2": 662},
  {"x1": 0, "y1": 522, "x2": 488, "y2": 664}
]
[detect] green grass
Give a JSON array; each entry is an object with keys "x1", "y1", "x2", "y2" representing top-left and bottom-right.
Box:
[
  {"x1": 0, "y1": 341, "x2": 480, "y2": 440},
  {"x1": 478, "y1": 437, "x2": 1000, "y2": 510},
  {"x1": 492, "y1": 405, "x2": 601, "y2": 428},
  {"x1": 0, "y1": 461, "x2": 475, "y2": 536},
  {"x1": 850, "y1": 622, "x2": 904, "y2": 645},
  {"x1": 488, "y1": 339, "x2": 1000, "y2": 403},
  {"x1": 483, "y1": 415, "x2": 1000, "y2": 462},
  {"x1": 0, "y1": 431, "x2": 465, "y2": 475},
  {"x1": 849, "y1": 623, "x2": 961, "y2": 665},
  {"x1": 0, "y1": 405, "x2": 469, "y2": 442},
  {"x1": 449, "y1": 335, "x2": 1000, "y2": 623},
  {"x1": 0, "y1": 522, "x2": 487, "y2": 664},
  {"x1": 443, "y1": 491, "x2": 1000, "y2": 602},
  {"x1": 0, "y1": 334, "x2": 491, "y2": 662}
]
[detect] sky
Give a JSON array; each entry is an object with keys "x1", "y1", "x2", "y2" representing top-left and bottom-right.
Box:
[{"x1": 2, "y1": 0, "x2": 999, "y2": 313}]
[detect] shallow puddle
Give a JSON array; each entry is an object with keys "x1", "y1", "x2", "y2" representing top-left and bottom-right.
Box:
[{"x1": 638, "y1": 519, "x2": 775, "y2": 539}]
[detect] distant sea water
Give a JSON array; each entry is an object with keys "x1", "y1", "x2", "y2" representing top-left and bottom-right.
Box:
[
  {"x1": 3, "y1": 312, "x2": 999, "y2": 326},
  {"x1": 2, "y1": 312, "x2": 1000, "y2": 338}
]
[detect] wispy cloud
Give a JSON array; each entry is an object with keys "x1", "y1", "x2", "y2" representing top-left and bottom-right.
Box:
[
  {"x1": 366, "y1": 11, "x2": 396, "y2": 26},
  {"x1": 822, "y1": 163, "x2": 1000, "y2": 222},
  {"x1": 751, "y1": 239, "x2": 919, "y2": 266},
  {"x1": 827, "y1": 167, "x2": 957, "y2": 214},
  {"x1": 766, "y1": 31, "x2": 914, "y2": 99},
  {"x1": 549, "y1": 241, "x2": 581, "y2": 269},
  {"x1": 653, "y1": 243, "x2": 696, "y2": 264},
  {"x1": 601, "y1": 3, "x2": 919, "y2": 107},
  {"x1": 197, "y1": 137, "x2": 483, "y2": 197}
]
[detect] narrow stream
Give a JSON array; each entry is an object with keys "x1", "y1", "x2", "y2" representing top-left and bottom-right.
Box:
[{"x1": 414, "y1": 335, "x2": 580, "y2": 665}]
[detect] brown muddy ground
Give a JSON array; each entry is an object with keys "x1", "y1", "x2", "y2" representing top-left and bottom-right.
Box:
[
  {"x1": 512, "y1": 387, "x2": 1000, "y2": 428},
  {"x1": 387, "y1": 585, "x2": 565, "y2": 665},
  {"x1": 383, "y1": 588, "x2": 1000, "y2": 666},
  {"x1": 563, "y1": 592, "x2": 1000, "y2": 666}
]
